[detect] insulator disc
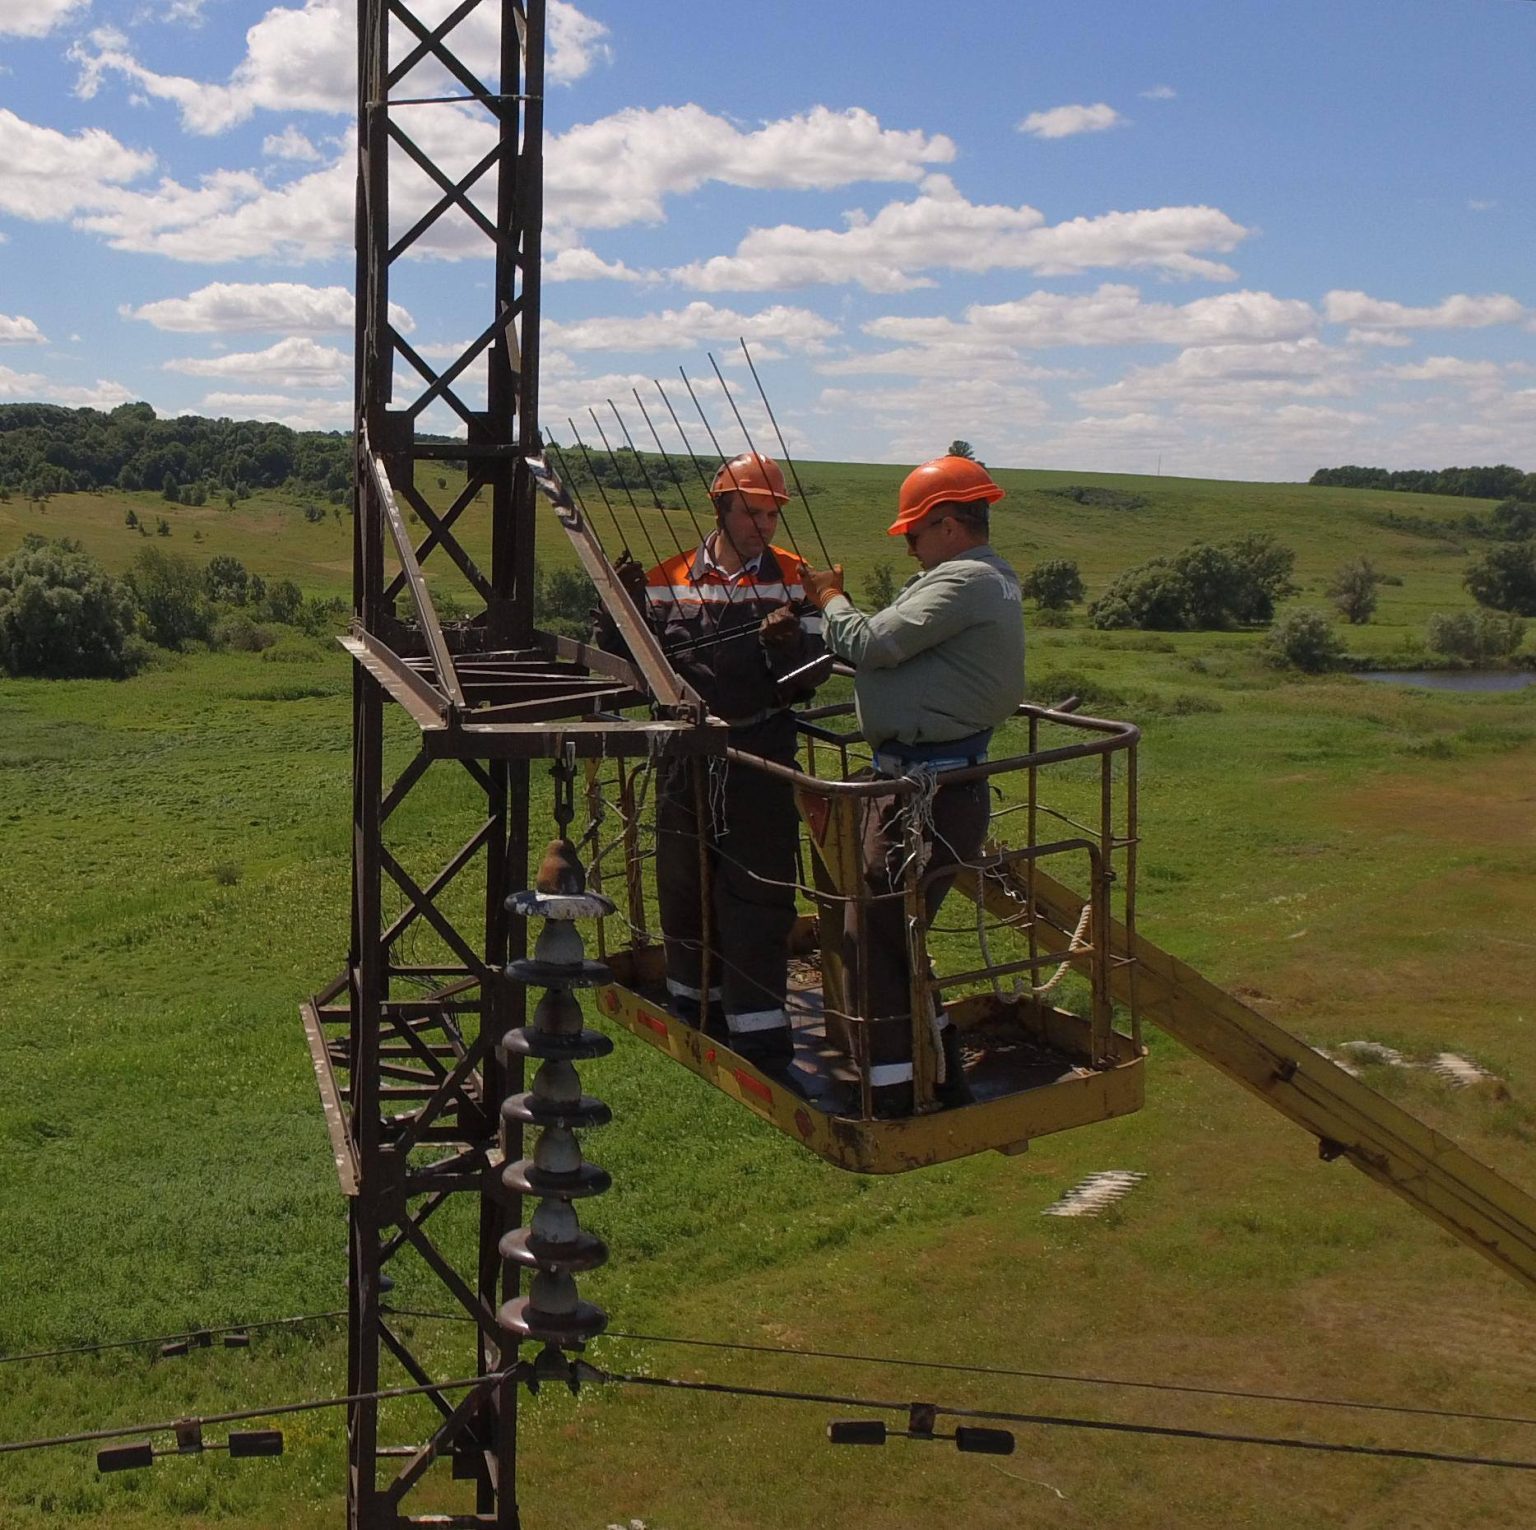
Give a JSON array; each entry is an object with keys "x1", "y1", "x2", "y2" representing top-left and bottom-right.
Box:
[
  {"x1": 504, "y1": 957, "x2": 612, "y2": 988},
  {"x1": 497, "y1": 1294, "x2": 607, "y2": 1346},
  {"x1": 501, "y1": 1026, "x2": 614, "y2": 1061},
  {"x1": 502, "y1": 1092, "x2": 613, "y2": 1129},
  {"x1": 507, "y1": 890, "x2": 616, "y2": 921},
  {"x1": 502, "y1": 1159, "x2": 613, "y2": 1200},
  {"x1": 498, "y1": 1225, "x2": 609, "y2": 1272}
]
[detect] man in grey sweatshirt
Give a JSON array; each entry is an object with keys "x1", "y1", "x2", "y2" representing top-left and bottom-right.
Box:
[{"x1": 802, "y1": 455, "x2": 1025, "y2": 1116}]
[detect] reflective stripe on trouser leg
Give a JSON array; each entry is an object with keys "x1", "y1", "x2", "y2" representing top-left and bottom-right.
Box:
[
  {"x1": 726, "y1": 1007, "x2": 789, "y2": 1036},
  {"x1": 666, "y1": 978, "x2": 722, "y2": 1002}
]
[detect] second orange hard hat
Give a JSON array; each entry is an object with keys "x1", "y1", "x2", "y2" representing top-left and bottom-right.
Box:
[{"x1": 888, "y1": 455, "x2": 1004, "y2": 535}]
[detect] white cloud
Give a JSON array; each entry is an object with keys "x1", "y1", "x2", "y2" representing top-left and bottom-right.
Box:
[
  {"x1": 164, "y1": 336, "x2": 351, "y2": 388},
  {"x1": 1344, "y1": 328, "x2": 1412, "y2": 348},
  {"x1": 0, "y1": 109, "x2": 158, "y2": 221},
  {"x1": 69, "y1": 2, "x2": 610, "y2": 136},
  {"x1": 815, "y1": 377, "x2": 1052, "y2": 463},
  {"x1": 0, "y1": 362, "x2": 46, "y2": 397},
  {"x1": 0, "y1": 0, "x2": 86, "y2": 39},
  {"x1": 545, "y1": 302, "x2": 837, "y2": 355},
  {"x1": 263, "y1": 126, "x2": 322, "y2": 162},
  {"x1": 1385, "y1": 356, "x2": 1506, "y2": 386},
  {"x1": 0, "y1": 314, "x2": 45, "y2": 344},
  {"x1": 123, "y1": 282, "x2": 413, "y2": 336},
  {"x1": 1467, "y1": 198, "x2": 1497, "y2": 213},
  {"x1": 78, "y1": 151, "x2": 353, "y2": 261},
  {"x1": 1074, "y1": 340, "x2": 1355, "y2": 415},
  {"x1": 548, "y1": 105, "x2": 953, "y2": 235},
  {"x1": 27, "y1": 96, "x2": 950, "y2": 267},
  {"x1": 674, "y1": 181, "x2": 1249, "y2": 292},
  {"x1": 548, "y1": 0, "x2": 613, "y2": 83},
  {"x1": 545, "y1": 248, "x2": 655, "y2": 283},
  {"x1": 1324, "y1": 289, "x2": 1526, "y2": 331},
  {"x1": 198, "y1": 390, "x2": 352, "y2": 430},
  {"x1": 865, "y1": 284, "x2": 1316, "y2": 352},
  {"x1": 1141, "y1": 85, "x2": 1177, "y2": 101},
  {"x1": 41, "y1": 379, "x2": 137, "y2": 408},
  {"x1": 0, "y1": 361, "x2": 132, "y2": 408},
  {"x1": 1018, "y1": 103, "x2": 1125, "y2": 139}
]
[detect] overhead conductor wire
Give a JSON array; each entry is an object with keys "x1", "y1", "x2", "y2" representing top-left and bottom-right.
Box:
[
  {"x1": 565, "y1": 417, "x2": 665, "y2": 574},
  {"x1": 599, "y1": 1328, "x2": 1536, "y2": 1433},
  {"x1": 595, "y1": 1368, "x2": 1536, "y2": 1474},
  {"x1": 548, "y1": 433, "x2": 627, "y2": 558},
  {"x1": 8, "y1": 1356, "x2": 1536, "y2": 1477},
  {"x1": 679, "y1": 361, "x2": 808, "y2": 567},
  {"x1": 703, "y1": 352, "x2": 820, "y2": 567},
  {"x1": 648, "y1": 374, "x2": 785, "y2": 660},
  {"x1": 738, "y1": 336, "x2": 833, "y2": 567},
  {"x1": 605, "y1": 394, "x2": 749, "y2": 648}
]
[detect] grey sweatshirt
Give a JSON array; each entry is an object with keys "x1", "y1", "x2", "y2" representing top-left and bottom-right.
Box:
[{"x1": 821, "y1": 545, "x2": 1025, "y2": 747}]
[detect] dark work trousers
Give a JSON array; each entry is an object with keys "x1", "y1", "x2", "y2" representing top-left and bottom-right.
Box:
[
  {"x1": 843, "y1": 776, "x2": 991, "y2": 1112},
  {"x1": 655, "y1": 711, "x2": 799, "y2": 1059}
]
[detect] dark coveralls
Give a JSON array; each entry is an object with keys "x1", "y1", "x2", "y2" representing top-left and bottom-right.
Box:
[{"x1": 609, "y1": 539, "x2": 822, "y2": 1063}]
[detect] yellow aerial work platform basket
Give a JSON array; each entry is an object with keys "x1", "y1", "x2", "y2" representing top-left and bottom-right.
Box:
[{"x1": 584, "y1": 701, "x2": 1145, "y2": 1173}]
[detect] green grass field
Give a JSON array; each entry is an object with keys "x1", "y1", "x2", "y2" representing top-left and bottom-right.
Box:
[{"x1": 3, "y1": 467, "x2": 1535, "y2": 1528}]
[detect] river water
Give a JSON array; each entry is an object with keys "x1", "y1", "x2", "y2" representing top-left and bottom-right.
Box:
[{"x1": 1355, "y1": 670, "x2": 1536, "y2": 693}]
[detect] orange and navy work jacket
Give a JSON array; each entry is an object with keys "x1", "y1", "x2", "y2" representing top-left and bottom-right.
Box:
[{"x1": 641, "y1": 539, "x2": 824, "y2": 724}]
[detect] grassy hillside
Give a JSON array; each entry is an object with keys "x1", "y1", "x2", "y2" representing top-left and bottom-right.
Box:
[
  {"x1": 2, "y1": 467, "x2": 1535, "y2": 1528},
  {"x1": 1, "y1": 462, "x2": 1513, "y2": 663}
]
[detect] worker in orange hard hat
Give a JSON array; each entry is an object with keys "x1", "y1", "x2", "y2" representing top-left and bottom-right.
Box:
[
  {"x1": 603, "y1": 451, "x2": 824, "y2": 1074},
  {"x1": 800, "y1": 454, "x2": 1024, "y2": 1116}
]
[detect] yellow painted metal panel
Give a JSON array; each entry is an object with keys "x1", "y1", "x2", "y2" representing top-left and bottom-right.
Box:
[{"x1": 592, "y1": 977, "x2": 1143, "y2": 1175}]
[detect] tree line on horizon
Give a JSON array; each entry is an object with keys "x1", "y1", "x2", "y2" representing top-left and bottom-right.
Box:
[
  {"x1": 1310, "y1": 462, "x2": 1535, "y2": 501},
  {"x1": 0, "y1": 401, "x2": 354, "y2": 503}
]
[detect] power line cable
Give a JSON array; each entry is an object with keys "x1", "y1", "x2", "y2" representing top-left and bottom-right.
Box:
[
  {"x1": 601, "y1": 1328, "x2": 1536, "y2": 1432},
  {"x1": 594, "y1": 1368, "x2": 1536, "y2": 1474},
  {"x1": 9, "y1": 1356, "x2": 1536, "y2": 1478},
  {"x1": 602, "y1": 1327, "x2": 1536, "y2": 1431},
  {"x1": 371, "y1": 1309, "x2": 1536, "y2": 1434},
  {"x1": 736, "y1": 337, "x2": 834, "y2": 566},
  {"x1": 0, "y1": 1312, "x2": 347, "y2": 1368}
]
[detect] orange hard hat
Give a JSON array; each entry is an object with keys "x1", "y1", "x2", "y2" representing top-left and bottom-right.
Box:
[
  {"x1": 710, "y1": 452, "x2": 789, "y2": 507},
  {"x1": 888, "y1": 455, "x2": 1004, "y2": 535}
]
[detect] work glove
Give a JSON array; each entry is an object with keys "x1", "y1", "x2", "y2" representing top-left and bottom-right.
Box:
[
  {"x1": 800, "y1": 564, "x2": 845, "y2": 610},
  {"x1": 758, "y1": 604, "x2": 802, "y2": 653},
  {"x1": 613, "y1": 552, "x2": 648, "y2": 610}
]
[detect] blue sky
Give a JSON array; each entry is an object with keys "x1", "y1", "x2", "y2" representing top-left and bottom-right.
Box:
[{"x1": 1, "y1": 0, "x2": 1532, "y2": 480}]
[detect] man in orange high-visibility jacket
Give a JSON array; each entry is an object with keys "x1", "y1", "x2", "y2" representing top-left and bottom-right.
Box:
[{"x1": 610, "y1": 453, "x2": 824, "y2": 1071}]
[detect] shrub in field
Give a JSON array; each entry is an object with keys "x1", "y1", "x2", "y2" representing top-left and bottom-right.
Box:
[
  {"x1": 128, "y1": 543, "x2": 213, "y2": 649},
  {"x1": 862, "y1": 559, "x2": 901, "y2": 608},
  {"x1": 1465, "y1": 542, "x2": 1536, "y2": 617},
  {"x1": 1021, "y1": 557, "x2": 1085, "y2": 611},
  {"x1": 1260, "y1": 608, "x2": 1345, "y2": 673},
  {"x1": 205, "y1": 554, "x2": 250, "y2": 605},
  {"x1": 212, "y1": 612, "x2": 277, "y2": 652},
  {"x1": 1089, "y1": 534, "x2": 1296, "y2": 631},
  {"x1": 1425, "y1": 610, "x2": 1526, "y2": 662},
  {"x1": 261, "y1": 578, "x2": 304, "y2": 624},
  {"x1": 1090, "y1": 563, "x2": 1197, "y2": 630},
  {"x1": 0, "y1": 536, "x2": 140, "y2": 678},
  {"x1": 535, "y1": 565, "x2": 597, "y2": 638},
  {"x1": 1327, "y1": 556, "x2": 1384, "y2": 624}
]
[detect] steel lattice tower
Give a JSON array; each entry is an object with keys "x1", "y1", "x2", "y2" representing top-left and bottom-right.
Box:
[{"x1": 301, "y1": 4, "x2": 717, "y2": 1524}]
